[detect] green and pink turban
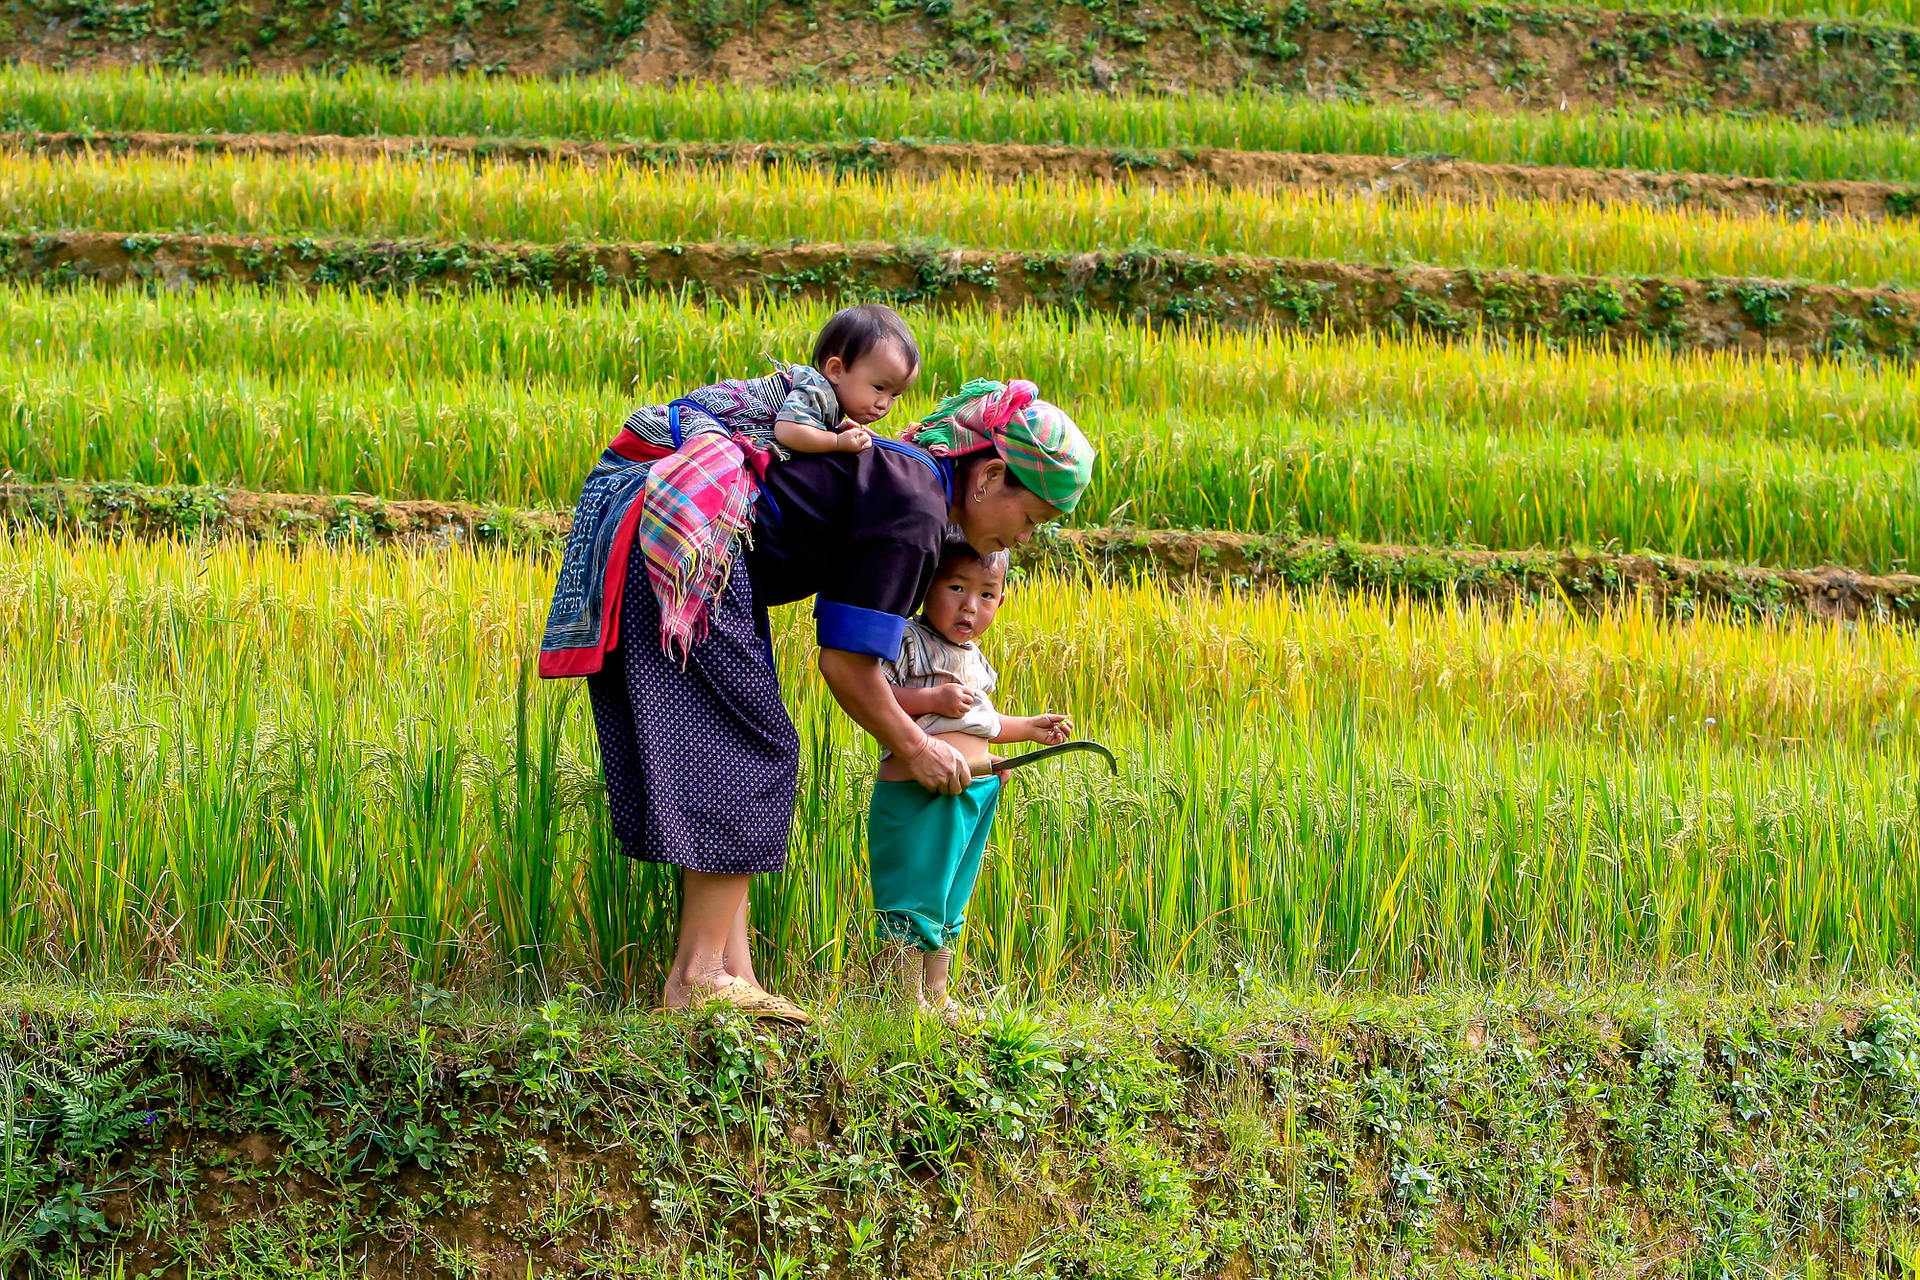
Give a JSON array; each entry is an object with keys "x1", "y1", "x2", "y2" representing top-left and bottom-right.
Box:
[{"x1": 903, "y1": 379, "x2": 1094, "y2": 515}]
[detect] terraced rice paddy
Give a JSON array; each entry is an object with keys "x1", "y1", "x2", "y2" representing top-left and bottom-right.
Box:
[
  {"x1": 9, "y1": 1, "x2": 1920, "y2": 1264},
  {"x1": 4, "y1": 65, "x2": 1919, "y2": 999},
  {"x1": 7, "y1": 289, "x2": 1919, "y2": 568},
  {"x1": 8, "y1": 67, "x2": 1920, "y2": 185}
]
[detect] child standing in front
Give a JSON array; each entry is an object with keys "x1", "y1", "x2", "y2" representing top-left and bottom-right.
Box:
[{"x1": 868, "y1": 537, "x2": 1073, "y2": 1019}]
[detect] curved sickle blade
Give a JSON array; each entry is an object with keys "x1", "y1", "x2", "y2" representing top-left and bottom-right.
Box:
[{"x1": 971, "y1": 740, "x2": 1119, "y2": 777}]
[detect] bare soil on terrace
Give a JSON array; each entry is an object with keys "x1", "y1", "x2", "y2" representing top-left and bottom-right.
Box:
[{"x1": 15, "y1": 129, "x2": 1920, "y2": 220}]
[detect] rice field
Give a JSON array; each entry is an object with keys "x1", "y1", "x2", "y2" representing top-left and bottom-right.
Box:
[
  {"x1": 9, "y1": 67, "x2": 1920, "y2": 185},
  {"x1": 6, "y1": 538, "x2": 1914, "y2": 993},
  {"x1": 10, "y1": 25, "x2": 1920, "y2": 1275},
  {"x1": 4, "y1": 55, "x2": 1919, "y2": 1005},
  {"x1": 16, "y1": 287, "x2": 1919, "y2": 454},
  {"x1": 10, "y1": 150, "x2": 1920, "y2": 288},
  {"x1": 9, "y1": 354, "x2": 1918, "y2": 569},
  {"x1": 7, "y1": 289, "x2": 1918, "y2": 569}
]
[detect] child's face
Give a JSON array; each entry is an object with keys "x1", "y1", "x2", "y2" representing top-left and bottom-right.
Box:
[
  {"x1": 923, "y1": 558, "x2": 1006, "y2": 646},
  {"x1": 823, "y1": 341, "x2": 917, "y2": 426}
]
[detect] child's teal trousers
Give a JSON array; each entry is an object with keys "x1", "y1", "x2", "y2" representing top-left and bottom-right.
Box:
[{"x1": 866, "y1": 776, "x2": 1003, "y2": 952}]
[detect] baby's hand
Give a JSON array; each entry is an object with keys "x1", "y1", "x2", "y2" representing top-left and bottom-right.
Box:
[
  {"x1": 1030, "y1": 713, "x2": 1073, "y2": 745},
  {"x1": 835, "y1": 427, "x2": 874, "y2": 453},
  {"x1": 929, "y1": 683, "x2": 977, "y2": 718}
]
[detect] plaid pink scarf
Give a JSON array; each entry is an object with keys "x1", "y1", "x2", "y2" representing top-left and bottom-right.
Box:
[{"x1": 638, "y1": 431, "x2": 768, "y2": 663}]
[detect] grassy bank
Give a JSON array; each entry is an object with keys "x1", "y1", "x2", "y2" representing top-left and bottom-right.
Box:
[
  {"x1": 16, "y1": 229, "x2": 1918, "y2": 361},
  {"x1": 6, "y1": 0, "x2": 1920, "y2": 121},
  {"x1": 3, "y1": 978, "x2": 1918, "y2": 1276},
  {"x1": 4, "y1": 538, "x2": 1917, "y2": 992},
  {"x1": 11, "y1": 68, "x2": 1920, "y2": 184}
]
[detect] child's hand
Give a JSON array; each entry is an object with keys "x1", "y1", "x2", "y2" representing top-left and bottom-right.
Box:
[
  {"x1": 928, "y1": 683, "x2": 978, "y2": 718},
  {"x1": 835, "y1": 427, "x2": 874, "y2": 453},
  {"x1": 1030, "y1": 713, "x2": 1073, "y2": 745}
]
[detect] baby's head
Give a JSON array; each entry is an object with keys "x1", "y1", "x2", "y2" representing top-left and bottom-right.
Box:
[
  {"x1": 922, "y1": 537, "x2": 1011, "y2": 646},
  {"x1": 814, "y1": 304, "x2": 920, "y2": 427}
]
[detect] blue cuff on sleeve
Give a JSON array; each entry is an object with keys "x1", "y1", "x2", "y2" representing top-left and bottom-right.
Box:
[{"x1": 815, "y1": 600, "x2": 909, "y2": 661}]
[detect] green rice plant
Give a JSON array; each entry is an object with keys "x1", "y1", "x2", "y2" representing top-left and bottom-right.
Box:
[
  {"x1": 9, "y1": 151, "x2": 1920, "y2": 288},
  {"x1": 487, "y1": 668, "x2": 573, "y2": 990},
  {"x1": 1, "y1": 537, "x2": 1915, "y2": 992},
  {"x1": 6, "y1": 67, "x2": 1920, "y2": 184},
  {"x1": 4, "y1": 353, "x2": 1915, "y2": 570}
]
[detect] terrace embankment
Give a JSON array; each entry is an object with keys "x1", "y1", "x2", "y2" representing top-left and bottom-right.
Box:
[
  {"x1": 16, "y1": 129, "x2": 1920, "y2": 220},
  {"x1": 7, "y1": 983, "x2": 1920, "y2": 1276},
  {"x1": 10, "y1": 230, "x2": 1918, "y2": 357},
  {"x1": 13, "y1": 481, "x2": 1917, "y2": 623},
  {"x1": 6, "y1": 0, "x2": 1920, "y2": 125}
]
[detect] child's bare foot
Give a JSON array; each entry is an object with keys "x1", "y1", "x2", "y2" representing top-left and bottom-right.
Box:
[{"x1": 919, "y1": 993, "x2": 976, "y2": 1026}]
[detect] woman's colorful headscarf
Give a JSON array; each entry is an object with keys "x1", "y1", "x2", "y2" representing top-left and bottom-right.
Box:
[{"x1": 903, "y1": 379, "x2": 1094, "y2": 515}]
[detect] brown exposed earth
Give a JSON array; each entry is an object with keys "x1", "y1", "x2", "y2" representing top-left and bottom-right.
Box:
[
  {"x1": 7, "y1": 0, "x2": 1920, "y2": 125},
  {"x1": 8, "y1": 229, "x2": 1916, "y2": 358},
  {"x1": 15, "y1": 129, "x2": 1920, "y2": 220},
  {"x1": 12, "y1": 481, "x2": 1916, "y2": 624}
]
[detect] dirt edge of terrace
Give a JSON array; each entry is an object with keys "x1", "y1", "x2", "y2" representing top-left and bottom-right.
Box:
[
  {"x1": 10, "y1": 481, "x2": 1917, "y2": 624},
  {"x1": 8, "y1": 230, "x2": 1918, "y2": 358},
  {"x1": 8, "y1": 984, "x2": 1920, "y2": 1276},
  {"x1": 14, "y1": 129, "x2": 1920, "y2": 221},
  {"x1": 8, "y1": 0, "x2": 1920, "y2": 126}
]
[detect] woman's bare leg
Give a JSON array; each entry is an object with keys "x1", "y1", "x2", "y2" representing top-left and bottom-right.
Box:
[
  {"x1": 724, "y1": 892, "x2": 761, "y2": 990},
  {"x1": 662, "y1": 871, "x2": 751, "y2": 1008}
]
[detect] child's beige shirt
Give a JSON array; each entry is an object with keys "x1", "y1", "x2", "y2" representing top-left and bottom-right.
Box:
[{"x1": 878, "y1": 618, "x2": 1001, "y2": 759}]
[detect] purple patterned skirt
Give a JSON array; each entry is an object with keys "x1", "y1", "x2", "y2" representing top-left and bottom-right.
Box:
[{"x1": 587, "y1": 557, "x2": 799, "y2": 875}]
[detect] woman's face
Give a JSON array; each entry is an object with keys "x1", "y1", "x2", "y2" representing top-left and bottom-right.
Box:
[{"x1": 952, "y1": 458, "x2": 1063, "y2": 554}]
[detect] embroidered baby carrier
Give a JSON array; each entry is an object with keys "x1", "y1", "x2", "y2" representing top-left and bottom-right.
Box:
[{"x1": 539, "y1": 376, "x2": 785, "y2": 678}]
